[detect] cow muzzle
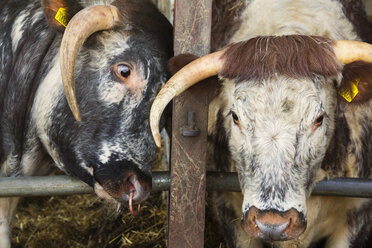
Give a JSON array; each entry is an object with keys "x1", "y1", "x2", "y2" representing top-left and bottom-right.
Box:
[
  {"x1": 241, "y1": 207, "x2": 306, "y2": 241},
  {"x1": 94, "y1": 172, "x2": 151, "y2": 204}
]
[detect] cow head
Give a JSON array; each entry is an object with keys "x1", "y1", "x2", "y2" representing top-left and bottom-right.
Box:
[
  {"x1": 35, "y1": 0, "x2": 172, "y2": 205},
  {"x1": 149, "y1": 36, "x2": 372, "y2": 240}
]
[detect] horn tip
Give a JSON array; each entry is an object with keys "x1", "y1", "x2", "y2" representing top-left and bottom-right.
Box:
[
  {"x1": 154, "y1": 133, "x2": 162, "y2": 148},
  {"x1": 73, "y1": 110, "x2": 82, "y2": 122}
]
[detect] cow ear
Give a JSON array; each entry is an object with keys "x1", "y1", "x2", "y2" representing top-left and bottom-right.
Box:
[
  {"x1": 339, "y1": 61, "x2": 372, "y2": 104},
  {"x1": 41, "y1": 0, "x2": 82, "y2": 32},
  {"x1": 168, "y1": 54, "x2": 200, "y2": 76}
]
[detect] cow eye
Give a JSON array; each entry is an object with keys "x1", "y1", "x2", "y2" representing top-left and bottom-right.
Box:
[
  {"x1": 315, "y1": 115, "x2": 323, "y2": 126},
  {"x1": 231, "y1": 111, "x2": 240, "y2": 125},
  {"x1": 313, "y1": 113, "x2": 325, "y2": 129},
  {"x1": 115, "y1": 64, "x2": 131, "y2": 79}
]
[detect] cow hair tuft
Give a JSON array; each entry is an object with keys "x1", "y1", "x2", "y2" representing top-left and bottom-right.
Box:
[{"x1": 220, "y1": 35, "x2": 343, "y2": 82}]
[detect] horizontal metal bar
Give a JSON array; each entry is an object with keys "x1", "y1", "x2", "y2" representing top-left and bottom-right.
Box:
[
  {"x1": 0, "y1": 172, "x2": 171, "y2": 197},
  {"x1": 0, "y1": 175, "x2": 93, "y2": 197},
  {"x1": 206, "y1": 172, "x2": 372, "y2": 198},
  {"x1": 311, "y1": 177, "x2": 372, "y2": 198},
  {"x1": 1, "y1": 172, "x2": 372, "y2": 198}
]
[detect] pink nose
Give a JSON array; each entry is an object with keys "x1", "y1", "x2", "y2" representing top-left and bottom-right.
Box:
[
  {"x1": 241, "y1": 207, "x2": 306, "y2": 241},
  {"x1": 97, "y1": 174, "x2": 151, "y2": 203},
  {"x1": 122, "y1": 174, "x2": 150, "y2": 203}
]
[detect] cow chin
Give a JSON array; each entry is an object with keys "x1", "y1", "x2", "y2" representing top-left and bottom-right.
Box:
[
  {"x1": 241, "y1": 206, "x2": 307, "y2": 241},
  {"x1": 94, "y1": 182, "x2": 117, "y2": 203}
]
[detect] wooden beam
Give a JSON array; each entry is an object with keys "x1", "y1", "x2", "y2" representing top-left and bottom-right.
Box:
[{"x1": 168, "y1": 0, "x2": 212, "y2": 247}]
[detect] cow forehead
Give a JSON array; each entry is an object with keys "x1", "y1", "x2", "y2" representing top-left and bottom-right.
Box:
[
  {"x1": 228, "y1": 76, "x2": 328, "y2": 119},
  {"x1": 90, "y1": 31, "x2": 132, "y2": 61}
]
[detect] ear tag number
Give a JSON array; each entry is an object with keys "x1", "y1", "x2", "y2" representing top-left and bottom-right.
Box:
[
  {"x1": 55, "y1": 7, "x2": 69, "y2": 27},
  {"x1": 338, "y1": 78, "x2": 360, "y2": 102}
]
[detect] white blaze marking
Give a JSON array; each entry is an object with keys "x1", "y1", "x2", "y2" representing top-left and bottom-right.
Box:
[
  {"x1": 32, "y1": 55, "x2": 65, "y2": 170},
  {"x1": 11, "y1": 11, "x2": 28, "y2": 53},
  {"x1": 31, "y1": 9, "x2": 43, "y2": 26}
]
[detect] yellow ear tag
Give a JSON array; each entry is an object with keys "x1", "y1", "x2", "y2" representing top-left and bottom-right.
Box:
[
  {"x1": 55, "y1": 7, "x2": 69, "y2": 28},
  {"x1": 338, "y1": 78, "x2": 360, "y2": 102}
]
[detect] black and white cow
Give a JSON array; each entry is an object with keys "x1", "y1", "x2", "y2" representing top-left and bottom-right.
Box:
[
  {"x1": 0, "y1": 0, "x2": 172, "y2": 246},
  {"x1": 150, "y1": 0, "x2": 372, "y2": 247}
]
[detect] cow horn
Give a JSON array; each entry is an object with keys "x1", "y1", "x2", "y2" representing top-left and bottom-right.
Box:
[
  {"x1": 333, "y1": 40, "x2": 372, "y2": 65},
  {"x1": 150, "y1": 50, "x2": 225, "y2": 147},
  {"x1": 60, "y1": 5, "x2": 120, "y2": 122}
]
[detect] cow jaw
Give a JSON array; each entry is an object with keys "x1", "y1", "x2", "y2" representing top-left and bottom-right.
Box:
[{"x1": 94, "y1": 182, "x2": 116, "y2": 203}]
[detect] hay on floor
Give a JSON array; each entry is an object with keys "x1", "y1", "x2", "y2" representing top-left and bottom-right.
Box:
[
  {"x1": 12, "y1": 192, "x2": 225, "y2": 247},
  {"x1": 11, "y1": 140, "x2": 225, "y2": 247}
]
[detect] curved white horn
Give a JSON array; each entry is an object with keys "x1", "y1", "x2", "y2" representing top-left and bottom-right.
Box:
[
  {"x1": 150, "y1": 50, "x2": 225, "y2": 147},
  {"x1": 333, "y1": 40, "x2": 372, "y2": 64},
  {"x1": 60, "y1": 5, "x2": 120, "y2": 122}
]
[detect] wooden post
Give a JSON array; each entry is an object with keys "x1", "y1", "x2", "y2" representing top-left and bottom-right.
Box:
[{"x1": 168, "y1": 0, "x2": 212, "y2": 247}]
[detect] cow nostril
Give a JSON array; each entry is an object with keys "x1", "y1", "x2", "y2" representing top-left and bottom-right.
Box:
[
  {"x1": 255, "y1": 218, "x2": 290, "y2": 241},
  {"x1": 127, "y1": 175, "x2": 136, "y2": 194},
  {"x1": 124, "y1": 174, "x2": 150, "y2": 204},
  {"x1": 242, "y1": 207, "x2": 306, "y2": 241},
  {"x1": 288, "y1": 217, "x2": 293, "y2": 229}
]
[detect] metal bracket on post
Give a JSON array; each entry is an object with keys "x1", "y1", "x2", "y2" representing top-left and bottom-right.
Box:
[{"x1": 180, "y1": 111, "x2": 200, "y2": 137}]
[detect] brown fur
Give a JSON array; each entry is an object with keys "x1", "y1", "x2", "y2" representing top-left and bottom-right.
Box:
[
  {"x1": 220, "y1": 35, "x2": 343, "y2": 82},
  {"x1": 340, "y1": 61, "x2": 372, "y2": 104}
]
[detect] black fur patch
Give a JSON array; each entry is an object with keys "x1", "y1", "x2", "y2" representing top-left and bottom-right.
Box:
[
  {"x1": 212, "y1": 192, "x2": 240, "y2": 248},
  {"x1": 348, "y1": 200, "x2": 372, "y2": 248},
  {"x1": 209, "y1": 109, "x2": 231, "y2": 171},
  {"x1": 338, "y1": 0, "x2": 372, "y2": 43},
  {"x1": 321, "y1": 113, "x2": 350, "y2": 175},
  {"x1": 211, "y1": 0, "x2": 246, "y2": 51}
]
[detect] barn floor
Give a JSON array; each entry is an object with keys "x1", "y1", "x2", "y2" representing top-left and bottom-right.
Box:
[
  {"x1": 11, "y1": 144, "x2": 225, "y2": 247},
  {"x1": 11, "y1": 193, "x2": 166, "y2": 248},
  {"x1": 11, "y1": 192, "x2": 226, "y2": 247}
]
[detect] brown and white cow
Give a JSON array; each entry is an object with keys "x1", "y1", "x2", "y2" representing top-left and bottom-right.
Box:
[{"x1": 150, "y1": 0, "x2": 372, "y2": 247}]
